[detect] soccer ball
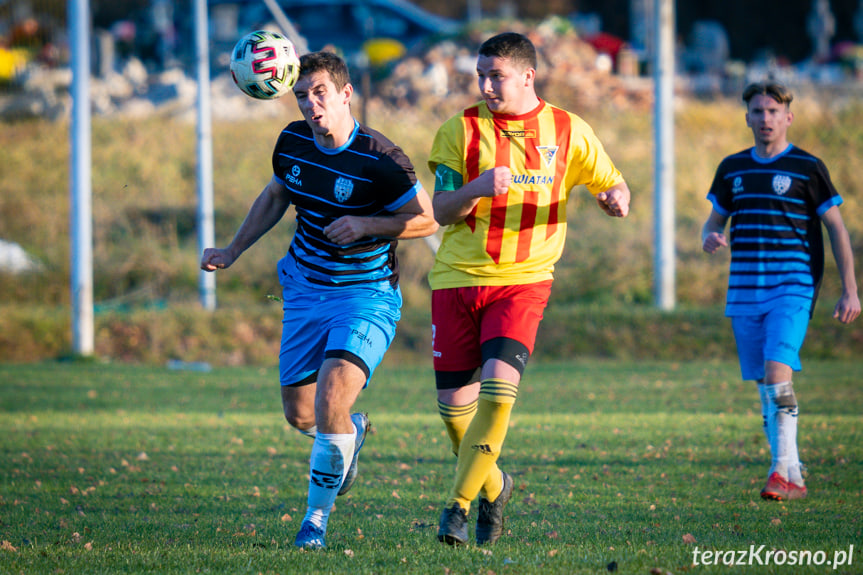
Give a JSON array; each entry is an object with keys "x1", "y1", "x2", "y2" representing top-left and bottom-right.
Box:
[{"x1": 230, "y1": 30, "x2": 301, "y2": 100}]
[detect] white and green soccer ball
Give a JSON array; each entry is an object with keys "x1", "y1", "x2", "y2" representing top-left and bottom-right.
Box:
[{"x1": 230, "y1": 30, "x2": 300, "y2": 100}]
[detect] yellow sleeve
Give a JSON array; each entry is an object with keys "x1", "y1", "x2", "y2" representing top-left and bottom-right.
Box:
[
  {"x1": 428, "y1": 114, "x2": 466, "y2": 178},
  {"x1": 567, "y1": 117, "x2": 624, "y2": 196}
]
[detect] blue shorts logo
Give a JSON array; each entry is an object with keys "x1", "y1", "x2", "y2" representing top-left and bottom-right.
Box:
[{"x1": 352, "y1": 329, "x2": 373, "y2": 347}]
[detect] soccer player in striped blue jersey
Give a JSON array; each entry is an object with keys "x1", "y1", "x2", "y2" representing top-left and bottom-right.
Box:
[
  {"x1": 201, "y1": 51, "x2": 437, "y2": 548},
  {"x1": 702, "y1": 81, "x2": 859, "y2": 501}
]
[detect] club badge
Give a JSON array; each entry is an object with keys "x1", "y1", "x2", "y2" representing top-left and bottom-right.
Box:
[
  {"x1": 536, "y1": 145, "x2": 559, "y2": 168},
  {"x1": 334, "y1": 176, "x2": 354, "y2": 202},
  {"x1": 772, "y1": 174, "x2": 792, "y2": 195}
]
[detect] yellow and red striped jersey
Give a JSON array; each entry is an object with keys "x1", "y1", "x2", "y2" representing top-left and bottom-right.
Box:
[{"x1": 428, "y1": 99, "x2": 624, "y2": 289}]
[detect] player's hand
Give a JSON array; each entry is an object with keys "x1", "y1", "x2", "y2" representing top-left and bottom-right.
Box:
[
  {"x1": 833, "y1": 291, "x2": 861, "y2": 324},
  {"x1": 702, "y1": 232, "x2": 728, "y2": 254},
  {"x1": 324, "y1": 216, "x2": 367, "y2": 245},
  {"x1": 596, "y1": 187, "x2": 629, "y2": 217},
  {"x1": 201, "y1": 247, "x2": 235, "y2": 271},
  {"x1": 476, "y1": 166, "x2": 511, "y2": 198}
]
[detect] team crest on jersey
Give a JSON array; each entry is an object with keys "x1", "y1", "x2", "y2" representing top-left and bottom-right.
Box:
[
  {"x1": 334, "y1": 176, "x2": 354, "y2": 202},
  {"x1": 536, "y1": 145, "x2": 559, "y2": 168},
  {"x1": 772, "y1": 174, "x2": 792, "y2": 195},
  {"x1": 732, "y1": 176, "x2": 743, "y2": 194}
]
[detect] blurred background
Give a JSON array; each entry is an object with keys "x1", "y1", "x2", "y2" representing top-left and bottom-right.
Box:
[{"x1": 1, "y1": 0, "x2": 861, "y2": 366}]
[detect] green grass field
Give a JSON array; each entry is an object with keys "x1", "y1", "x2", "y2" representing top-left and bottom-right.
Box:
[{"x1": 1, "y1": 360, "x2": 862, "y2": 573}]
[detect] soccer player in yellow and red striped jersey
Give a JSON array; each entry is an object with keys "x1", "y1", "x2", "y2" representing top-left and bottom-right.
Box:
[{"x1": 429, "y1": 32, "x2": 631, "y2": 546}]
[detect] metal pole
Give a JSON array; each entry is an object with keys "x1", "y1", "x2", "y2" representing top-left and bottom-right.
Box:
[
  {"x1": 194, "y1": 0, "x2": 216, "y2": 310},
  {"x1": 69, "y1": 0, "x2": 94, "y2": 355},
  {"x1": 261, "y1": 0, "x2": 309, "y2": 54},
  {"x1": 653, "y1": 0, "x2": 676, "y2": 310}
]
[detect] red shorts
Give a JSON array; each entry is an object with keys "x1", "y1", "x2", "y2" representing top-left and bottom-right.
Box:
[{"x1": 431, "y1": 281, "x2": 552, "y2": 372}]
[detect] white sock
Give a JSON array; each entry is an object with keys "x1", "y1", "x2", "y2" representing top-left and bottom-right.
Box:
[
  {"x1": 785, "y1": 402, "x2": 803, "y2": 486},
  {"x1": 302, "y1": 432, "x2": 355, "y2": 531},
  {"x1": 765, "y1": 381, "x2": 798, "y2": 481}
]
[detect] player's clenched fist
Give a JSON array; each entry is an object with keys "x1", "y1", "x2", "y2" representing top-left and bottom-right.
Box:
[
  {"x1": 596, "y1": 186, "x2": 630, "y2": 218},
  {"x1": 200, "y1": 247, "x2": 235, "y2": 271},
  {"x1": 476, "y1": 166, "x2": 512, "y2": 197}
]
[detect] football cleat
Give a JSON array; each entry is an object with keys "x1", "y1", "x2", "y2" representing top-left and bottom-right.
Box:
[
  {"x1": 437, "y1": 502, "x2": 469, "y2": 546},
  {"x1": 787, "y1": 481, "x2": 808, "y2": 500},
  {"x1": 294, "y1": 521, "x2": 326, "y2": 549},
  {"x1": 760, "y1": 472, "x2": 790, "y2": 501},
  {"x1": 338, "y1": 412, "x2": 369, "y2": 496},
  {"x1": 476, "y1": 471, "x2": 513, "y2": 545}
]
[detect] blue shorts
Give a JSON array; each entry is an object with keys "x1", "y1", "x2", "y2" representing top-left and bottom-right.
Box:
[
  {"x1": 730, "y1": 304, "x2": 810, "y2": 381},
  {"x1": 278, "y1": 283, "x2": 401, "y2": 387}
]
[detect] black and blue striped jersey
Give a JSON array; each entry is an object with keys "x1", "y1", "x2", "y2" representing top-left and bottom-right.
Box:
[
  {"x1": 272, "y1": 119, "x2": 422, "y2": 289},
  {"x1": 707, "y1": 144, "x2": 843, "y2": 316}
]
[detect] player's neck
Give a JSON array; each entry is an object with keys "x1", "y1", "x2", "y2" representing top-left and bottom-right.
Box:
[
  {"x1": 753, "y1": 139, "x2": 790, "y2": 159},
  {"x1": 315, "y1": 115, "x2": 356, "y2": 149}
]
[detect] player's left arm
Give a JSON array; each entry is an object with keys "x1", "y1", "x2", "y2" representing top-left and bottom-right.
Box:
[
  {"x1": 821, "y1": 205, "x2": 861, "y2": 323},
  {"x1": 596, "y1": 181, "x2": 631, "y2": 218},
  {"x1": 323, "y1": 189, "x2": 438, "y2": 245}
]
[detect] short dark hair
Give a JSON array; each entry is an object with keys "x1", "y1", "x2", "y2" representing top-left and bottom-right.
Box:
[
  {"x1": 478, "y1": 32, "x2": 537, "y2": 70},
  {"x1": 298, "y1": 51, "x2": 351, "y2": 90},
  {"x1": 742, "y1": 81, "x2": 793, "y2": 107}
]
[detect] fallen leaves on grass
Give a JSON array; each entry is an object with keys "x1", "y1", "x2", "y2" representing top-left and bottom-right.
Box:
[
  {"x1": 1, "y1": 541, "x2": 18, "y2": 552},
  {"x1": 682, "y1": 533, "x2": 697, "y2": 544}
]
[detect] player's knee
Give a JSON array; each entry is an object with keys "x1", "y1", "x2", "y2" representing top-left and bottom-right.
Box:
[
  {"x1": 767, "y1": 380, "x2": 798, "y2": 414},
  {"x1": 283, "y1": 408, "x2": 315, "y2": 431}
]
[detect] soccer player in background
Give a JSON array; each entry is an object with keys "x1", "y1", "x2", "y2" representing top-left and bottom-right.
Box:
[
  {"x1": 427, "y1": 32, "x2": 631, "y2": 545},
  {"x1": 702, "y1": 81, "x2": 860, "y2": 501},
  {"x1": 201, "y1": 51, "x2": 437, "y2": 548}
]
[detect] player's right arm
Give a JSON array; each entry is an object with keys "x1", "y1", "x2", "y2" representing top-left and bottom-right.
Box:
[
  {"x1": 200, "y1": 175, "x2": 291, "y2": 271},
  {"x1": 431, "y1": 164, "x2": 511, "y2": 226},
  {"x1": 701, "y1": 208, "x2": 729, "y2": 254}
]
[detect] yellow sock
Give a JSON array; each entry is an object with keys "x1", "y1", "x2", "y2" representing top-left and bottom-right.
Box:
[
  {"x1": 447, "y1": 378, "x2": 517, "y2": 512},
  {"x1": 438, "y1": 399, "x2": 503, "y2": 501},
  {"x1": 438, "y1": 399, "x2": 477, "y2": 456}
]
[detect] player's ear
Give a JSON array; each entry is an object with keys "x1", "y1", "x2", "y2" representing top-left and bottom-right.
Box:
[
  {"x1": 524, "y1": 67, "x2": 536, "y2": 86},
  {"x1": 342, "y1": 82, "x2": 353, "y2": 104}
]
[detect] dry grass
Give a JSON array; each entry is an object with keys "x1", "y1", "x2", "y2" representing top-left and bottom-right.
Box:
[{"x1": 1, "y1": 91, "x2": 861, "y2": 362}]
